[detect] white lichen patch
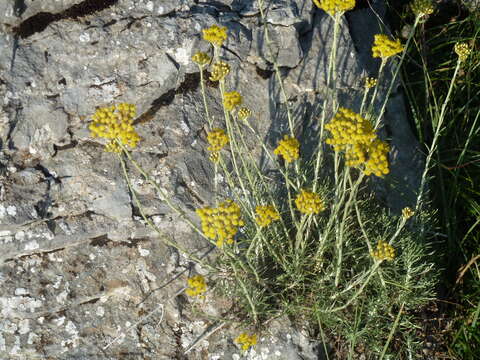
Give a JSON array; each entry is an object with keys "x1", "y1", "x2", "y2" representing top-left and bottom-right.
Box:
[
  {"x1": 138, "y1": 247, "x2": 150, "y2": 257},
  {"x1": 53, "y1": 316, "x2": 65, "y2": 327},
  {"x1": 18, "y1": 319, "x2": 30, "y2": 334},
  {"x1": 0, "y1": 296, "x2": 42, "y2": 317},
  {"x1": 24, "y1": 240, "x2": 40, "y2": 251}
]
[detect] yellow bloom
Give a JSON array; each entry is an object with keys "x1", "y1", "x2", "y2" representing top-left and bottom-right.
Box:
[
  {"x1": 410, "y1": 0, "x2": 434, "y2": 17},
  {"x1": 312, "y1": 0, "x2": 355, "y2": 16},
  {"x1": 365, "y1": 77, "x2": 377, "y2": 89},
  {"x1": 223, "y1": 91, "x2": 243, "y2": 111},
  {"x1": 209, "y1": 61, "x2": 230, "y2": 81},
  {"x1": 192, "y1": 52, "x2": 211, "y2": 67},
  {"x1": 185, "y1": 275, "x2": 207, "y2": 297},
  {"x1": 372, "y1": 34, "x2": 404, "y2": 60},
  {"x1": 202, "y1": 25, "x2": 228, "y2": 47},
  {"x1": 325, "y1": 108, "x2": 376, "y2": 151},
  {"x1": 255, "y1": 205, "x2": 280, "y2": 227},
  {"x1": 238, "y1": 107, "x2": 252, "y2": 121},
  {"x1": 363, "y1": 139, "x2": 390, "y2": 177},
  {"x1": 273, "y1": 135, "x2": 300, "y2": 163},
  {"x1": 402, "y1": 207, "x2": 415, "y2": 220},
  {"x1": 295, "y1": 190, "x2": 325, "y2": 215},
  {"x1": 89, "y1": 103, "x2": 140, "y2": 153},
  {"x1": 235, "y1": 333, "x2": 257, "y2": 351},
  {"x1": 325, "y1": 108, "x2": 390, "y2": 177},
  {"x1": 196, "y1": 200, "x2": 245, "y2": 247},
  {"x1": 207, "y1": 128, "x2": 229, "y2": 152},
  {"x1": 454, "y1": 42, "x2": 471, "y2": 62},
  {"x1": 371, "y1": 240, "x2": 395, "y2": 261}
]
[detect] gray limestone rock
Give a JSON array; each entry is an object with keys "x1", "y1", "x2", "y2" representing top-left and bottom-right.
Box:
[{"x1": 0, "y1": 0, "x2": 423, "y2": 358}]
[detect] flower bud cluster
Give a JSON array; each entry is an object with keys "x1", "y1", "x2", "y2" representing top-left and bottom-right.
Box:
[
  {"x1": 209, "y1": 61, "x2": 230, "y2": 81},
  {"x1": 295, "y1": 190, "x2": 325, "y2": 215},
  {"x1": 274, "y1": 135, "x2": 300, "y2": 163},
  {"x1": 238, "y1": 107, "x2": 252, "y2": 121},
  {"x1": 207, "y1": 128, "x2": 229, "y2": 153},
  {"x1": 223, "y1": 91, "x2": 243, "y2": 111},
  {"x1": 185, "y1": 275, "x2": 207, "y2": 297},
  {"x1": 402, "y1": 207, "x2": 415, "y2": 220},
  {"x1": 196, "y1": 200, "x2": 245, "y2": 247},
  {"x1": 410, "y1": 0, "x2": 434, "y2": 17},
  {"x1": 454, "y1": 42, "x2": 471, "y2": 62},
  {"x1": 371, "y1": 240, "x2": 396, "y2": 261},
  {"x1": 365, "y1": 77, "x2": 377, "y2": 89},
  {"x1": 312, "y1": 0, "x2": 356, "y2": 16},
  {"x1": 325, "y1": 108, "x2": 390, "y2": 177},
  {"x1": 192, "y1": 52, "x2": 211, "y2": 67},
  {"x1": 372, "y1": 34, "x2": 404, "y2": 60},
  {"x1": 235, "y1": 333, "x2": 258, "y2": 351},
  {"x1": 255, "y1": 205, "x2": 281, "y2": 227},
  {"x1": 89, "y1": 103, "x2": 140, "y2": 153}
]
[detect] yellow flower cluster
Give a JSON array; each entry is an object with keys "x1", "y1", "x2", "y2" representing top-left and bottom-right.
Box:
[
  {"x1": 325, "y1": 108, "x2": 375, "y2": 150},
  {"x1": 192, "y1": 52, "x2": 211, "y2": 67},
  {"x1": 223, "y1": 91, "x2": 243, "y2": 111},
  {"x1": 273, "y1": 135, "x2": 300, "y2": 163},
  {"x1": 325, "y1": 108, "x2": 390, "y2": 177},
  {"x1": 235, "y1": 333, "x2": 257, "y2": 351},
  {"x1": 295, "y1": 190, "x2": 325, "y2": 215},
  {"x1": 454, "y1": 42, "x2": 471, "y2": 62},
  {"x1": 402, "y1": 207, "x2": 415, "y2": 220},
  {"x1": 365, "y1": 77, "x2": 377, "y2": 89},
  {"x1": 410, "y1": 0, "x2": 434, "y2": 17},
  {"x1": 372, "y1": 34, "x2": 404, "y2": 60},
  {"x1": 312, "y1": 0, "x2": 356, "y2": 16},
  {"x1": 371, "y1": 240, "x2": 395, "y2": 261},
  {"x1": 255, "y1": 205, "x2": 280, "y2": 227},
  {"x1": 202, "y1": 24, "x2": 228, "y2": 47},
  {"x1": 196, "y1": 200, "x2": 245, "y2": 247},
  {"x1": 89, "y1": 103, "x2": 140, "y2": 153},
  {"x1": 185, "y1": 275, "x2": 207, "y2": 297},
  {"x1": 363, "y1": 139, "x2": 390, "y2": 177},
  {"x1": 209, "y1": 61, "x2": 230, "y2": 81},
  {"x1": 238, "y1": 107, "x2": 252, "y2": 121},
  {"x1": 207, "y1": 128, "x2": 229, "y2": 152}
]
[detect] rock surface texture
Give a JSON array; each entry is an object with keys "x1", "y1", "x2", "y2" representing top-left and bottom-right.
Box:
[{"x1": 0, "y1": 0, "x2": 422, "y2": 358}]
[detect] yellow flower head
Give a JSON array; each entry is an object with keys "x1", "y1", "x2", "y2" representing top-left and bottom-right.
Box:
[
  {"x1": 89, "y1": 103, "x2": 140, "y2": 153},
  {"x1": 196, "y1": 200, "x2": 245, "y2": 247},
  {"x1": 185, "y1": 275, "x2": 207, "y2": 297},
  {"x1": 365, "y1": 77, "x2": 377, "y2": 89},
  {"x1": 209, "y1": 61, "x2": 230, "y2": 81},
  {"x1": 325, "y1": 108, "x2": 376, "y2": 151},
  {"x1": 312, "y1": 0, "x2": 356, "y2": 16},
  {"x1": 363, "y1": 139, "x2": 390, "y2": 177},
  {"x1": 454, "y1": 42, "x2": 471, "y2": 62},
  {"x1": 371, "y1": 240, "x2": 395, "y2": 261},
  {"x1": 202, "y1": 25, "x2": 228, "y2": 47},
  {"x1": 295, "y1": 190, "x2": 325, "y2": 215},
  {"x1": 255, "y1": 205, "x2": 280, "y2": 227},
  {"x1": 192, "y1": 52, "x2": 211, "y2": 67},
  {"x1": 402, "y1": 207, "x2": 415, "y2": 220},
  {"x1": 223, "y1": 91, "x2": 243, "y2": 111},
  {"x1": 235, "y1": 333, "x2": 257, "y2": 351},
  {"x1": 372, "y1": 34, "x2": 404, "y2": 60},
  {"x1": 238, "y1": 107, "x2": 252, "y2": 121},
  {"x1": 273, "y1": 135, "x2": 300, "y2": 163},
  {"x1": 410, "y1": 0, "x2": 434, "y2": 17},
  {"x1": 207, "y1": 128, "x2": 229, "y2": 152}
]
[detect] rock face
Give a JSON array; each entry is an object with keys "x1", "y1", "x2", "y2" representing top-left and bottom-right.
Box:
[{"x1": 0, "y1": 0, "x2": 422, "y2": 358}]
